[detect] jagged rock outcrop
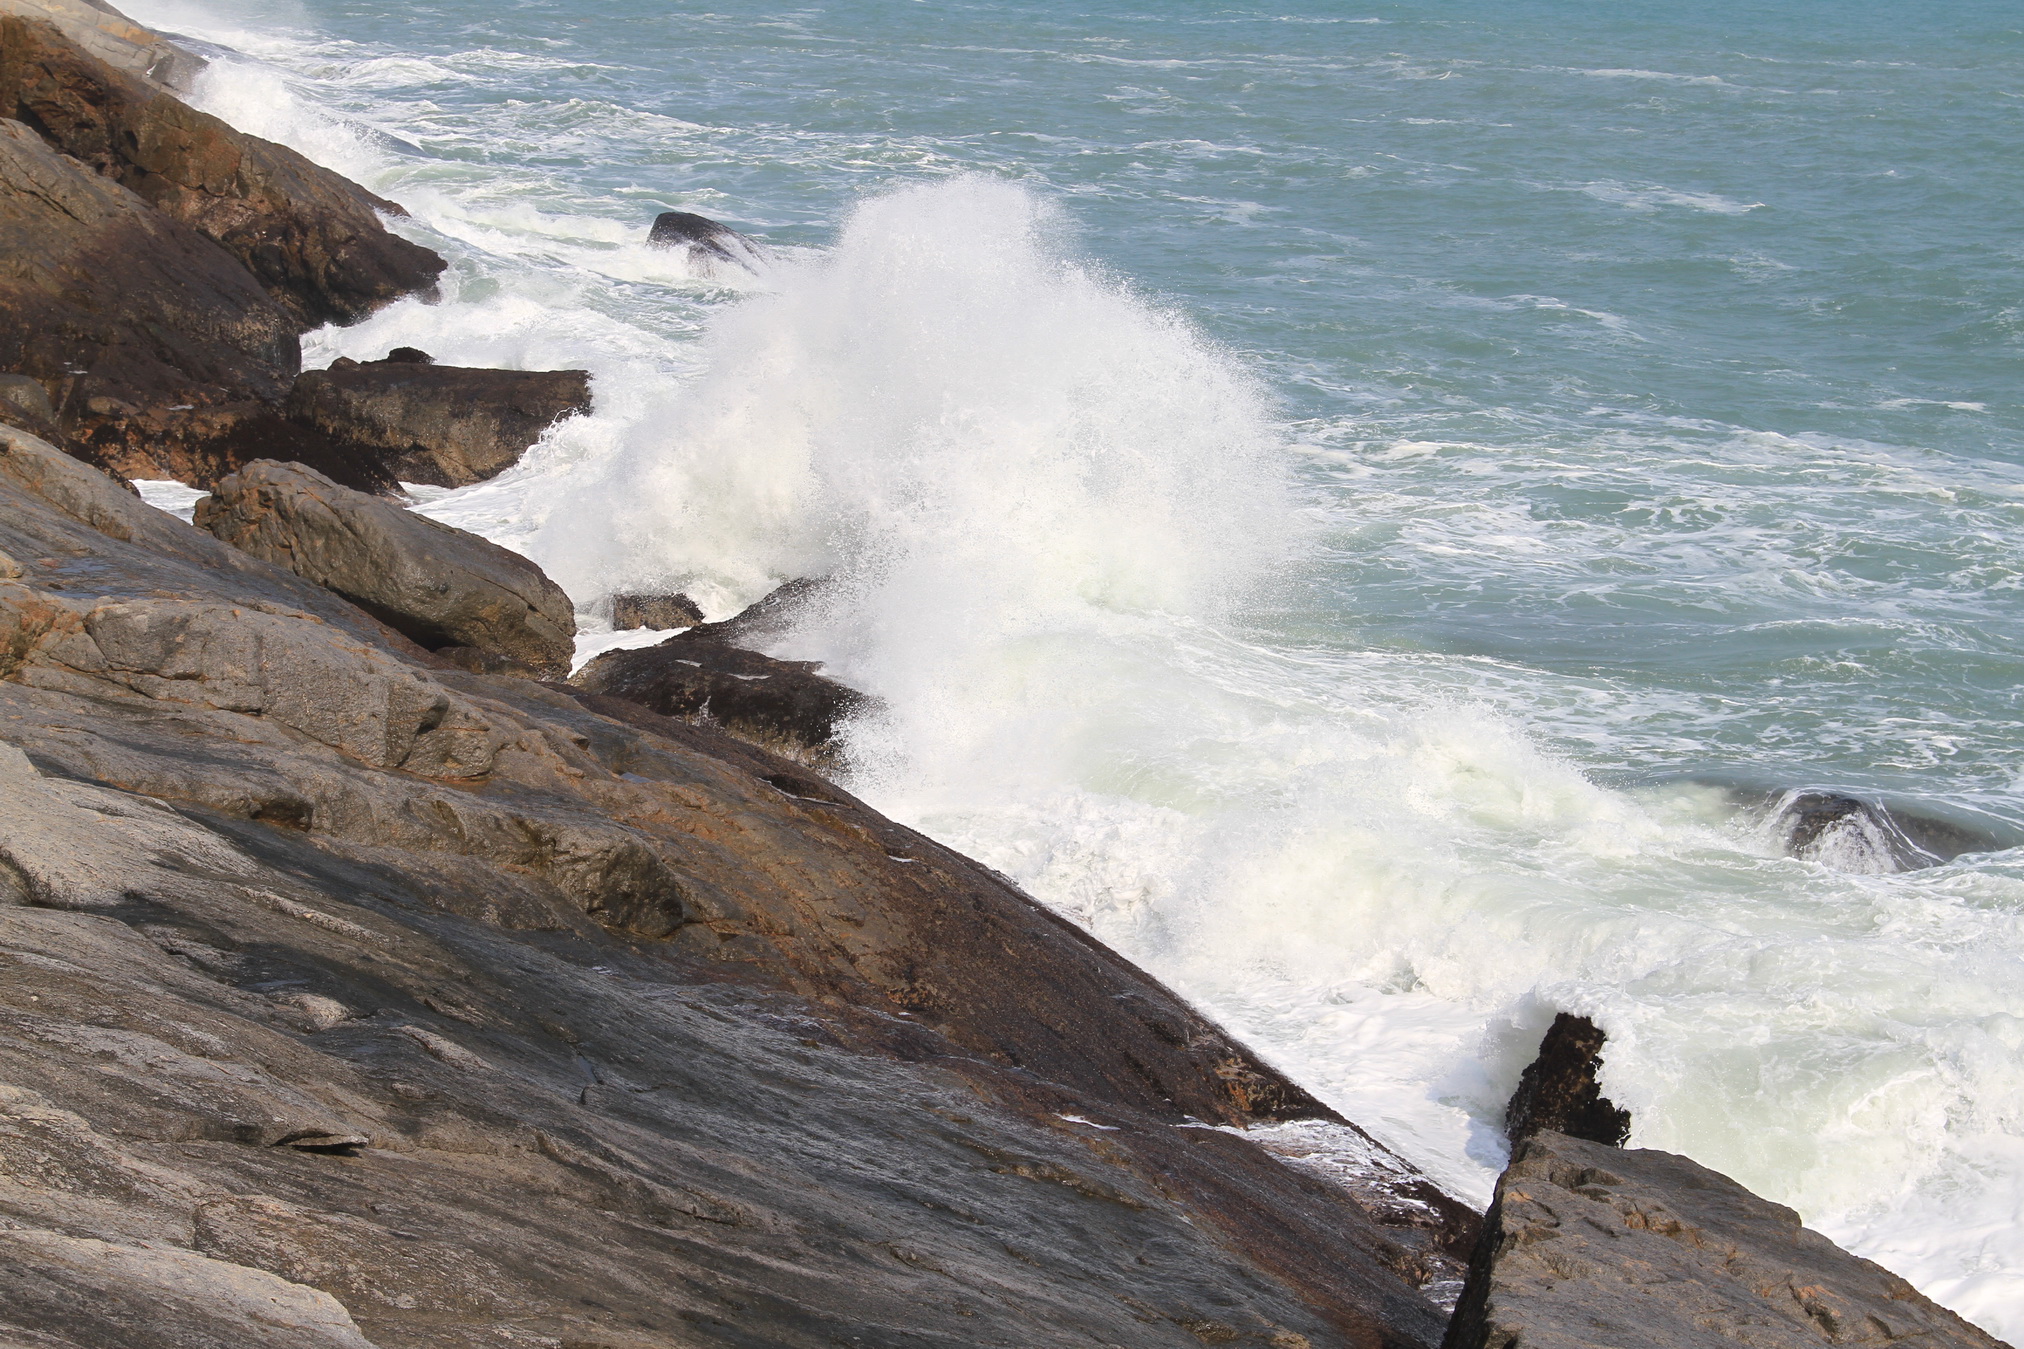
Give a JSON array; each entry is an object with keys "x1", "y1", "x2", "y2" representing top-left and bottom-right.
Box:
[
  {"x1": 0, "y1": 15, "x2": 443, "y2": 328},
  {"x1": 1503, "y1": 1013, "x2": 1630, "y2": 1147},
  {"x1": 0, "y1": 421, "x2": 1476, "y2": 1347},
  {"x1": 0, "y1": 116, "x2": 298, "y2": 451},
  {"x1": 193, "y1": 459, "x2": 576, "y2": 679},
  {"x1": 1441, "y1": 1130, "x2": 2008, "y2": 1349},
  {"x1": 611, "y1": 590, "x2": 704, "y2": 631},
  {"x1": 648, "y1": 208, "x2": 768, "y2": 276},
  {"x1": 283, "y1": 355, "x2": 593, "y2": 488}
]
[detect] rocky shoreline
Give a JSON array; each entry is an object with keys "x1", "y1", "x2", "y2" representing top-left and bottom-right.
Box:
[{"x1": 0, "y1": 5, "x2": 2010, "y2": 1347}]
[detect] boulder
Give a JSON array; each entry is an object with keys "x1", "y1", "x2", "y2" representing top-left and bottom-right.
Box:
[
  {"x1": 647, "y1": 208, "x2": 767, "y2": 276},
  {"x1": 0, "y1": 0, "x2": 205, "y2": 91},
  {"x1": 570, "y1": 629, "x2": 870, "y2": 768},
  {"x1": 1442, "y1": 1129, "x2": 2008, "y2": 1349},
  {"x1": 0, "y1": 15, "x2": 444, "y2": 328},
  {"x1": 1503, "y1": 1013, "x2": 1630, "y2": 1147},
  {"x1": 0, "y1": 116, "x2": 299, "y2": 471},
  {"x1": 193, "y1": 459, "x2": 575, "y2": 678},
  {"x1": 573, "y1": 582, "x2": 863, "y2": 766},
  {"x1": 282, "y1": 356, "x2": 593, "y2": 488},
  {"x1": 610, "y1": 591, "x2": 703, "y2": 631}
]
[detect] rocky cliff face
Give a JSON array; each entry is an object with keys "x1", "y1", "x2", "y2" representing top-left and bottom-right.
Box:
[{"x1": 0, "y1": 422, "x2": 1476, "y2": 1347}]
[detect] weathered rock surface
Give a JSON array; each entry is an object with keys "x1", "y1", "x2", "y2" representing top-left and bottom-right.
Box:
[
  {"x1": 193, "y1": 459, "x2": 576, "y2": 679},
  {"x1": 1441, "y1": 1130, "x2": 2008, "y2": 1349},
  {"x1": 283, "y1": 356, "x2": 593, "y2": 488},
  {"x1": 611, "y1": 590, "x2": 704, "y2": 631},
  {"x1": 648, "y1": 208, "x2": 768, "y2": 276},
  {"x1": 0, "y1": 0, "x2": 204, "y2": 91},
  {"x1": 0, "y1": 115, "x2": 298, "y2": 462},
  {"x1": 1503, "y1": 1014, "x2": 1629, "y2": 1148},
  {"x1": 0, "y1": 422, "x2": 1475, "y2": 1348},
  {"x1": 0, "y1": 15, "x2": 443, "y2": 328}
]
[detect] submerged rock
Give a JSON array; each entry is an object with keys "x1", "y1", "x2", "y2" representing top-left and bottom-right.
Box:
[
  {"x1": 647, "y1": 209, "x2": 768, "y2": 275},
  {"x1": 282, "y1": 357, "x2": 592, "y2": 489},
  {"x1": 1767, "y1": 788, "x2": 1992, "y2": 874},
  {"x1": 1504, "y1": 1013, "x2": 1631, "y2": 1147},
  {"x1": 610, "y1": 591, "x2": 704, "y2": 631},
  {"x1": 1442, "y1": 1130, "x2": 2007, "y2": 1349},
  {"x1": 194, "y1": 459, "x2": 575, "y2": 678}
]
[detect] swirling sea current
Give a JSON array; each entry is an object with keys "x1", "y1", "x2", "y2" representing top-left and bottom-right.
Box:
[{"x1": 123, "y1": 0, "x2": 2024, "y2": 1333}]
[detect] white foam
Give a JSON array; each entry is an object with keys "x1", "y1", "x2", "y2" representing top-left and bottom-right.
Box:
[{"x1": 131, "y1": 479, "x2": 207, "y2": 523}]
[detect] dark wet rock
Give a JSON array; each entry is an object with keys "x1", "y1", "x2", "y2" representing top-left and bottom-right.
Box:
[
  {"x1": 281, "y1": 358, "x2": 592, "y2": 489},
  {"x1": 194, "y1": 459, "x2": 575, "y2": 679},
  {"x1": 1504, "y1": 1013, "x2": 1630, "y2": 1148},
  {"x1": 377, "y1": 345, "x2": 433, "y2": 365},
  {"x1": 611, "y1": 590, "x2": 704, "y2": 631},
  {"x1": 1441, "y1": 1129, "x2": 2007, "y2": 1349},
  {"x1": 570, "y1": 628, "x2": 870, "y2": 768},
  {"x1": 0, "y1": 115, "x2": 299, "y2": 470},
  {"x1": 648, "y1": 208, "x2": 768, "y2": 275},
  {"x1": 1768, "y1": 789, "x2": 1995, "y2": 873},
  {"x1": 0, "y1": 15, "x2": 443, "y2": 328},
  {"x1": 0, "y1": 419, "x2": 1473, "y2": 1349}
]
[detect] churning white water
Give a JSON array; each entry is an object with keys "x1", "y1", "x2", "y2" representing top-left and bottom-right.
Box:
[{"x1": 128, "y1": 0, "x2": 2024, "y2": 1334}]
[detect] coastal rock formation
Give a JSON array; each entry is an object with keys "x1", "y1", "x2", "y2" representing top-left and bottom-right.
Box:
[
  {"x1": 0, "y1": 116, "x2": 297, "y2": 448},
  {"x1": 0, "y1": 15, "x2": 444, "y2": 327},
  {"x1": 0, "y1": 420, "x2": 1474, "y2": 1347},
  {"x1": 1503, "y1": 1013, "x2": 1631, "y2": 1147},
  {"x1": 648, "y1": 208, "x2": 768, "y2": 276},
  {"x1": 193, "y1": 459, "x2": 576, "y2": 679},
  {"x1": 0, "y1": 0, "x2": 205, "y2": 91},
  {"x1": 1441, "y1": 1130, "x2": 2008, "y2": 1349},
  {"x1": 611, "y1": 590, "x2": 704, "y2": 631},
  {"x1": 284, "y1": 355, "x2": 593, "y2": 488}
]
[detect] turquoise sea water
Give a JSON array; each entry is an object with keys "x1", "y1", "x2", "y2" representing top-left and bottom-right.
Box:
[{"x1": 130, "y1": 0, "x2": 2024, "y2": 1330}]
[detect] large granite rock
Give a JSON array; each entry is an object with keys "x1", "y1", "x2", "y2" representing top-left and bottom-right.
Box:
[
  {"x1": 193, "y1": 459, "x2": 575, "y2": 679},
  {"x1": 0, "y1": 15, "x2": 443, "y2": 328},
  {"x1": 0, "y1": 424, "x2": 1475, "y2": 1347},
  {"x1": 1442, "y1": 1130, "x2": 2008, "y2": 1349},
  {"x1": 0, "y1": 116, "x2": 298, "y2": 458},
  {"x1": 284, "y1": 355, "x2": 593, "y2": 488}
]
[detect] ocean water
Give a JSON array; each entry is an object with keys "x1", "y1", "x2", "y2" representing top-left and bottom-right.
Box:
[{"x1": 123, "y1": 0, "x2": 2024, "y2": 1332}]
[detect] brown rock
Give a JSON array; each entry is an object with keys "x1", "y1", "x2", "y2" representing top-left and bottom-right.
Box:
[
  {"x1": 194, "y1": 459, "x2": 575, "y2": 678},
  {"x1": 0, "y1": 116, "x2": 298, "y2": 461},
  {"x1": 1503, "y1": 1012, "x2": 1630, "y2": 1147},
  {"x1": 282, "y1": 358, "x2": 593, "y2": 488},
  {"x1": 610, "y1": 590, "x2": 703, "y2": 631},
  {"x1": 0, "y1": 15, "x2": 443, "y2": 327},
  {"x1": 1442, "y1": 1130, "x2": 2008, "y2": 1349},
  {"x1": 0, "y1": 0, "x2": 205, "y2": 92}
]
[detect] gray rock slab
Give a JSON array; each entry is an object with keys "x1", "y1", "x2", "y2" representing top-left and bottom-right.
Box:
[
  {"x1": 194, "y1": 459, "x2": 575, "y2": 679},
  {"x1": 1442, "y1": 1130, "x2": 2009, "y2": 1349}
]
